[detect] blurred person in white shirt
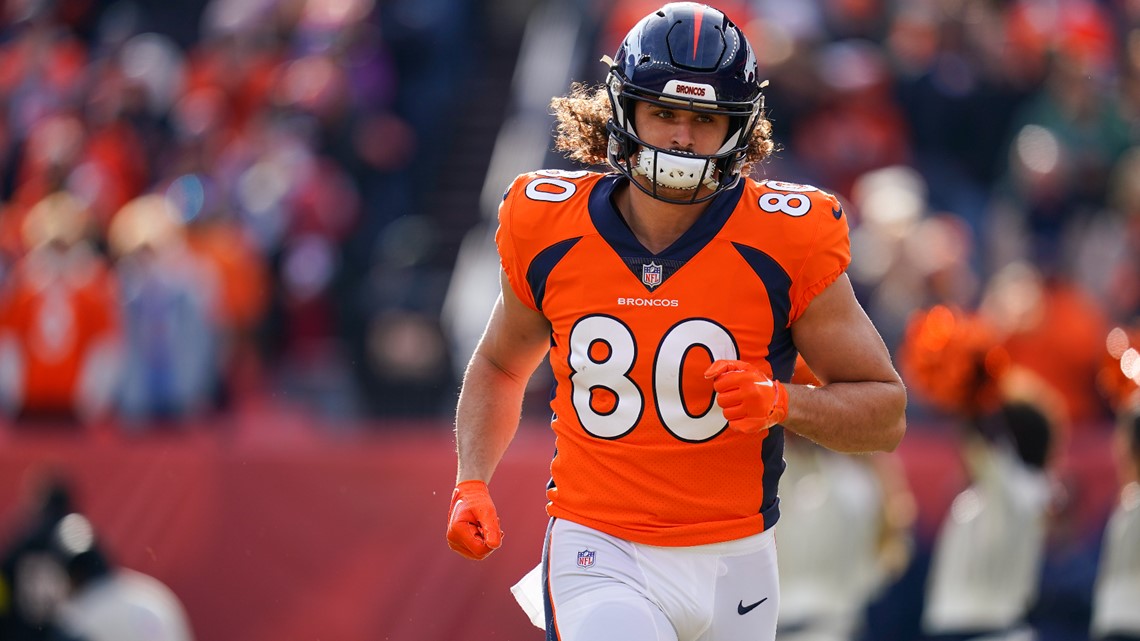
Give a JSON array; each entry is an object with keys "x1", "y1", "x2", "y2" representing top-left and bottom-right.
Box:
[
  {"x1": 776, "y1": 359, "x2": 916, "y2": 641},
  {"x1": 47, "y1": 513, "x2": 195, "y2": 641},
  {"x1": 1090, "y1": 395, "x2": 1140, "y2": 641},
  {"x1": 921, "y1": 400, "x2": 1056, "y2": 641}
]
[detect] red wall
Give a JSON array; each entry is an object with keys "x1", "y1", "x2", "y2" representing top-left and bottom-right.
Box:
[{"x1": 0, "y1": 409, "x2": 1118, "y2": 641}]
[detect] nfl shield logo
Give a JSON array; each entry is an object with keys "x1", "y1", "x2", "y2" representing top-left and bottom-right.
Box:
[
  {"x1": 577, "y1": 549, "x2": 596, "y2": 569},
  {"x1": 641, "y1": 262, "x2": 663, "y2": 288}
]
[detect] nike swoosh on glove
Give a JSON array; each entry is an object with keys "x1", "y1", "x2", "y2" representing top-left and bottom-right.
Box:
[
  {"x1": 705, "y1": 359, "x2": 789, "y2": 434},
  {"x1": 446, "y1": 479, "x2": 503, "y2": 560}
]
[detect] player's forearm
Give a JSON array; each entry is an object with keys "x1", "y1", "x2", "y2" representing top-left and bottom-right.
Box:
[
  {"x1": 454, "y1": 352, "x2": 531, "y2": 484},
  {"x1": 781, "y1": 380, "x2": 907, "y2": 453}
]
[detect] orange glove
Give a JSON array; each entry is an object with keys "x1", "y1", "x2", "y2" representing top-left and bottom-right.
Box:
[
  {"x1": 705, "y1": 359, "x2": 789, "y2": 434},
  {"x1": 446, "y1": 480, "x2": 503, "y2": 560}
]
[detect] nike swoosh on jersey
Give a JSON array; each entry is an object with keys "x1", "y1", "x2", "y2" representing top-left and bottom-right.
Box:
[{"x1": 737, "y1": 597, "x2": 768, "y2": 615}]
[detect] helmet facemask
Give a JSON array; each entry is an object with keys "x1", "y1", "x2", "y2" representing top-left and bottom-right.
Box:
[{"x1": 606, "y1": 74, "x2": 761, "y2": 204}]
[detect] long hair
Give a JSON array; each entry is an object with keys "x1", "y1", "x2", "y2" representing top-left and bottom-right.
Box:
[{"x1": 549, "y1": 82, "x2": 775, "y2": 172}]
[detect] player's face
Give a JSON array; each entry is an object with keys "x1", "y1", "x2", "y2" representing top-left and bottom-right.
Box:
[
  {"x1": 629, "y1": 99, "x2": 732, "y2": 201},
  {"x1": 633, "y1": 100, "x2": 730, "y2": 157}
]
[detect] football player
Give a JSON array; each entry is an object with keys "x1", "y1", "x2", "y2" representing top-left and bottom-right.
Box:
[{"x1": 446, "y1": 3, "x2": 907, "y2": 640}]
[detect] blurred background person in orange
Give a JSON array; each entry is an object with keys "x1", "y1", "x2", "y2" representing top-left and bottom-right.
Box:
[
  {"x1": 0, "y1": 191, "x2": 121, "y2": 424},
  {"x1": 900, "y1": 305, "x2": 1062, "y2": 641}
]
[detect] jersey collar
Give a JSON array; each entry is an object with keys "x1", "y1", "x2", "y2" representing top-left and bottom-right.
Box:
[{"x1": 588, "y1": 174, "x2": 745, "y2": 262}]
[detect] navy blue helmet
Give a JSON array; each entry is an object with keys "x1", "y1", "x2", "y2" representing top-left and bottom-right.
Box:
[{"x1": 605, "y1": 3, "x2": 764, "y2": 203}]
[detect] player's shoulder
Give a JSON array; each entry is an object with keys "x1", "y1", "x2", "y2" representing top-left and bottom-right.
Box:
[
  {"x1": 739, "y1": 177, "x2": 846, "y2": 224},
  {"x1": 499, "y1": 169, "x2": 608, "y2": 236},
  {"x1": 502, "y1": 169, "x2": 608, "y2": 208},
  {"x1": 497, "y1": 169, "x2": 607, "y2": 256}
]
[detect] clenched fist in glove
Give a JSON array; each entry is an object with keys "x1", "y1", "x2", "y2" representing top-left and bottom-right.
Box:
[
  {"x1": 705, "y1": 359, "x2": 789, "y2": 434},
  {"x1": 446, "y1": 480, "x2": 504, "y2": 560}
]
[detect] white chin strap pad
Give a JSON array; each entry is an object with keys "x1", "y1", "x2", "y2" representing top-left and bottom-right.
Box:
[{"x1": 634, "y1": 150, "x2": 719, "y2": 191}]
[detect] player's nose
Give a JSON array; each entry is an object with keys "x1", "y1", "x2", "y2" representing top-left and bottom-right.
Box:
[{"x1": 670, "y1": 119, "x2": 696, "y2": 151}]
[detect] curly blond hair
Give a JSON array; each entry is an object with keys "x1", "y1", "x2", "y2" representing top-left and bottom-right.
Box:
[{"x1": 549, "y1": 82, "x2": 775, "y2": 172}]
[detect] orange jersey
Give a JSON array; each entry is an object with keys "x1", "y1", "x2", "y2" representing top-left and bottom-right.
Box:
[
  {"x1": 0, "y1": 249, "x2": 120, "y2": 414},
  {"x1": 497, "y1": 170, "x2": 850, "y2": 546}
]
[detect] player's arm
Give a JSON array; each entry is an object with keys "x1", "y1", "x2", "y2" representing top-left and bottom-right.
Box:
[
  {"x1": 782, "y1": 273, "x2": 907, "y2": 453},
  {"x1": 447, "y1": 268, "x2": 551, "y2": 560},
  {"x1": 454, "y1": 268, "x2": 552, "y2": 484}
]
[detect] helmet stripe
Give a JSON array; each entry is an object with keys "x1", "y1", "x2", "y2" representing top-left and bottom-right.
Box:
[{"x1": 691, "y1": 10, "x2": 703, "y2": 61}]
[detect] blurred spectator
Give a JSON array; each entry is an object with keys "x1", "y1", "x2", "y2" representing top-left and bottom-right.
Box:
[
  {"x1": 791, "y1": 38, "x2": 912, "y2": 198},
  {"x1": 978, "y1": 262, "x2": 1111, "y2": 429},
  {"x1": 898, "y1": 261, "x2": 1115, "y2": 430},
  {"x1": 846, "y1": 165, "x2": 981, "y2": 350},
  {"x1": 47, "y1": 513, "x2": 195, "y2": 641},
  {"x1": 777, "y1": 434, "x2": 915, "y2": 641},
  {"x1": 353, "y1": 210, "x2": 457, "y2": 417},
  {"x1": 900, "y1": 304, "x2": 1067, "y2": 640},
  {"x1": 1, "y1": 113, "x2": 90, "y2": 257},
  {"x1": 777, "y1": 357, "x2": 917, "y2": 641},
  {"x1": 899, "y1": 304, "x2": 1010, "y2": 423},
  {"x1": 1088, "y1": 325, "x2": 1140, "y2": 641},
  {"x1": 987, "y1": 1, "x2": 1129, "y2": 276},
  {"x1": 70, "y1": 45, "x2": 162, "y2": 229},
  {"x1": 181, "y1": 200, "x2": 270, "y2": 406},
  {"x1": 1072, "y1": 147, "x2": 1140, "y2": 323},
  {"x1": 2, "y1": 472, "x2": 195, "y2": 641},
  {"x1": 107, "y1": 194, "x2": 218, "y2": 424},
  {"x1": 888, "y1": 2, "x2": 1037, "y2": 234},
  {"x1": 0, "y1": 191, "x2": 121, "y2": 423},
  {"x1": 0, "y1": 474, "x2": 78, "y2": 641},
  {"x1": 1090, "y1": 398, "x2": 1140, "y2": 641},
  {"x1": 920, "y1": 400, "x2": 1058, "y2": 641},
  {"x1": 360, "y1": 307, "x2": 451, "y2": 416}
]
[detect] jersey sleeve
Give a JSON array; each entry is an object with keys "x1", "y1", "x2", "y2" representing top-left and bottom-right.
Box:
[
  {"x1": 494, "y1": 173, "x2": 540, "y2": 312},
  {"x1": 788, "y1": 190, "x2": 850, "y2": 323}
]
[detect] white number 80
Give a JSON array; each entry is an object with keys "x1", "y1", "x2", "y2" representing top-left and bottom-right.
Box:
[{"x1": 568, "y1": 315, "x2": 738, "y2": 442}]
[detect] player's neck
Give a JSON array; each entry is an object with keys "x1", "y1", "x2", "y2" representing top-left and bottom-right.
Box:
[{"x1": 619, "y1": 183, "x2": 710, "y2": 255}]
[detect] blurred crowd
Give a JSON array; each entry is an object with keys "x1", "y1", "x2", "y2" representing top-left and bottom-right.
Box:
[
  {"x1": 1, "y1": 0, "x2": 1136, "y2": 427},
  {"x1": 0, "y1": 0, "x2": 495, "y2": 424},
  {"x1": 721, "y1": 0, "x2": 1139, "y2": 432}
]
